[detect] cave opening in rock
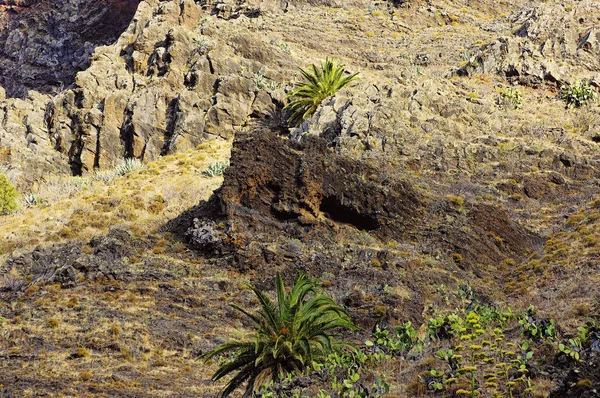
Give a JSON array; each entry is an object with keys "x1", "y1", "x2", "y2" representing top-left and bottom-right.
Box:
[
  {"x1": 0, "y1": 0, "x2": 141, "y2": 98},
  {"x1": 319, "y1": 196, "x2": 380, "y2": 231}
]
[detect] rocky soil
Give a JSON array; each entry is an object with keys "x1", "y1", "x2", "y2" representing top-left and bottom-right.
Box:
[{"x1": 0, "y1": 0, "x2": 600, "y2": 396}]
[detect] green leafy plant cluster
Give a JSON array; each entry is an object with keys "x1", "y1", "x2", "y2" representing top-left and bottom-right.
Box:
[
  {"x1": 323, "y1": 368, "x2": 390, "y2": 398},
  {"x1": 366, "y1": 321, "x2": 423, "y2": 358},
  {"x1": 559, "y1": 317, "x2": 600, "y2": 362},
  {"x1": 500, "y1": 87, "x2": 523, "y2": 109},
  {"x1": 427, "y1": 312, "x2": 464, "y2": 341},
  {"x1": 426, "y1": 310, "x2": 536, "y2": 398},
  {"x1": 0, "y1": 172, "x2": 17, "y2": 215},
  {"x1": 265, "y1": 321, "x2": 416, "y2": 397},
  {"x1": 425, "y1": 303, "x2": 515, "y2": 341},
  {"x1": 518, "y1": 305, "x2": 556, "y2": 342},
  {"x1": 560, "y1": 80, "x2": 598, "y2": 108},
  {"x1": 284, "y1": 58, "x2": 358, "y2": 126},
  {"x1": 203, "y1": 273, "x2": 357, "y2": 397}
]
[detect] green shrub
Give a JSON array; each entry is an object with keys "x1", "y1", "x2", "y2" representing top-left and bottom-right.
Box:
[
  {"x1": 560, "y1": 80, "x2": 597, "y2": 108},
  {"x1": 500, "y1": 87, "x2": 523, "y2": 109},
  {"x1": 284, "y1": 58, "x2": 358, "y2": 126},
  {"x1": 203, "y1": 273, "x2": 357, "y2": 397},
  {"x1": 0, "y1": 173, "x2": 17, "y2": 214}
]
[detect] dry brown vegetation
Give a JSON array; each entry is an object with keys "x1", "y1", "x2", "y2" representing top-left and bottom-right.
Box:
[{"x1": 0, "y1": 141, "x2": 230, "y2": 260}]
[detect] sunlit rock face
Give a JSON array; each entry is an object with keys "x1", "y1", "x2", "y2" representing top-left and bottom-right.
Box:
[{"x1": 0, "y1": 0, "x2": 141, "y2": 97}]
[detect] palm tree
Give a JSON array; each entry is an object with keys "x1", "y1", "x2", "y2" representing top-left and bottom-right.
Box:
[
  {"x1": 203, "y1": 273, "x2": 357, "y2": 397},
  {"x1": 284, "y1": 58, "x2": 358, "y2": 127}
]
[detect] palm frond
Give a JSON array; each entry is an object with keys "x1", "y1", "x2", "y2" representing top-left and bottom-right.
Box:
[
  {"x1": 284, "y1": 58, "x2": 359, "y2": 126},
  {"x1": 212, "y1": 350, "x2": 258, "y2": 381},
  {"x1": 205, "y1": 272, "x2": 357, "y2": 397},
  {"x1": 218, "y1": 364, "x2": 257, "y2": 398},
  {"x1": 251, "y1": 286, "x2": 281, "y2": 333},
  {"x1": 203, "y1": 340, "x2": 255, "y2": 362}
]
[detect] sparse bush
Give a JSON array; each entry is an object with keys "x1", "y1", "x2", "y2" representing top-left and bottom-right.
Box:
[
  {"x1": 91, "y1": 169, "x2": 118, "y2": 184},
  {"x1": 203, "y1": 273, "x2": 357, "y2": 397},
  {"x1": 572, "y1": 108, "x2": 600, "y2": 134},
  {"x1": 284, "y1": 58, "x2": 358, "y2": 126},
  {"x1": 0, "y1": 173, "x2": 17, "y2": 214},
  {"x1": 560, "y1": 80, "x2": 597, "y2": 108}
]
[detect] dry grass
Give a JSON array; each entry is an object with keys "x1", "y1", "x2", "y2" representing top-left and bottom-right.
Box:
[
  {"x1": 0, "y1": 139, "x2": 239, "y2": 396},
  {"x1": 0, "y1": 140, "x2": 230, "y2": 260}
]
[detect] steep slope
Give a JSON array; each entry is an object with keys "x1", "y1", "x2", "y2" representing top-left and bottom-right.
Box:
[
  {"x1": 0, "y1": 141, "x2": 231, "y2": 396},
  {"x1": 0, "y1": 0, "x2": 600, "y2": 396}
]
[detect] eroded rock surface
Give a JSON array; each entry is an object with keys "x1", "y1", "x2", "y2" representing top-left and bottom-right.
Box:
[
  {"x1": 0, "y1": 0, "x2": 294, "y2": 182},
  {"x1": 457, "y1": 2, "x2": 600, "y2": 86},
  {"x1": 174, "y1": 130, "x2": 543, "y2": 329},
  {"x1": 0, "y1": 0, "x2": 141, "y2": 98}
]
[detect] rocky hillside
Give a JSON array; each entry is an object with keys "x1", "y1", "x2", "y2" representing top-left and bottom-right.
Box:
[
  {"x1": 0, "y1": 0, "x2": 140, "y2": 98},
  {"x1": 0, "y1": 0, "x2": 600, "y2": 396}
]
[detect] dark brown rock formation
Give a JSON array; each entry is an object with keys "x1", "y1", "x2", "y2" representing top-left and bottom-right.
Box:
[
  {"x1": 174, "y1": 130, "x2": 544, "y2": 329},
  {"x1": 0, "y1": 0, "x2": 141, "y2": 98}
]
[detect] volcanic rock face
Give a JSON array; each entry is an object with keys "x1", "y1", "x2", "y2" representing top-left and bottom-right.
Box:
[
  {"x1": 1, "y1": 0, "x2": 599, "y2": 189},
  {"x1": 0, "y1": 0, "x2": 141, "y2": 98},
  {"x1": 0, "y1": 0, "x2": 291, "y2": 184},
  {"x1": 178, "y1": 130, "x2": 543, "y2": 328}
]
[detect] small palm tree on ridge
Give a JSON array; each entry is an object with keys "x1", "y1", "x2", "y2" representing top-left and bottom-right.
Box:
[{"x1": 284, "y1": 58, "x2": 358, "y2": 127}]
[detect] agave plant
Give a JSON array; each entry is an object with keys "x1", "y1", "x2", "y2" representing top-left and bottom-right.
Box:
[
  {"x1": 115, "y1": 158, "x2": 144, "y2": 176},
  {"x1": 23, "y1": 193, "x2": 41, "y2": 208},
  {"x1": 284, "y1": 58, "x2": 358, "y2": 127},
  {"x1": 201, "y1": 161, "x2": 228, "y2": 178},
  {"x1": 203, "y1": 273, "x2": 357, "y2": 397}
]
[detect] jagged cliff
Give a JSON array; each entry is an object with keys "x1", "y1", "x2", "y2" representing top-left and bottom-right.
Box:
[
  {"x1": 0, "y1": 0, "x2": 140, "y2": 98},
  {"x1": 1, "y1": 0, "x2": 599, "y2": 187},
  {"x1": 0, "y1": 0, "x2": 292, "y2": 185}
]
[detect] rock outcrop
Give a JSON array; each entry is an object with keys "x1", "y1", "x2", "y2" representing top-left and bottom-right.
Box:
[
  {"x1": 1, "y1": 0, "x2": 599, "y2": 190},
  {"x1": 457, "y1": 2, "x2": 600, "y2": 86},
  {"x1": 0, "y1": 0, "x2": 141, "y2": 98},
  {"x1": 175, "y1": 130, "x2": 543, "y2": 328},
  {"x1": 0, "y1": 0, "x2": 293, "y2": 183}
]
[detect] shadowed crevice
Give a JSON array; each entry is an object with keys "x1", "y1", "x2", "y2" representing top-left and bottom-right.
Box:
[{"x1": 319, "y1": 195, "x2": 380, "y2": 231}]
